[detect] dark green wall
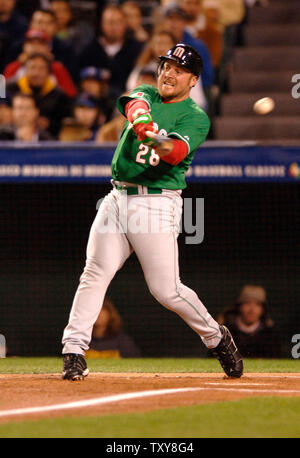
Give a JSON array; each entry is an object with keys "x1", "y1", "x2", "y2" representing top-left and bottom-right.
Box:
[{"x1": 0, "y1": 183, "x2": 299, "y2": 357}]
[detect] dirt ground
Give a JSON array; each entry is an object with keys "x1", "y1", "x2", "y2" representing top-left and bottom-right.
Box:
[{"x1": 0, "y1": 372, "x2": 299, "y2": 424}]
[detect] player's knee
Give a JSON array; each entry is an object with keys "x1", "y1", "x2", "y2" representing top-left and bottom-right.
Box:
[
  {"x1": 148, "y1": 284, "x2": 179, "y2": 310},
  {"x1": 79, "y1": 258, "x2": 116, "y2": 284}
]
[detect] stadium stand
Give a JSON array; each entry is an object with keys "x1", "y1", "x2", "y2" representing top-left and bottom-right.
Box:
[{"x1": 214, "y1": 0, "x2": 300, "y2": 141}]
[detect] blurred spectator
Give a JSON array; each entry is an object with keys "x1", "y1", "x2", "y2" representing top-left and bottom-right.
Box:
[
  {"x1": 203, "y1": 0, "x2": 246, "y2": 90},
  {"x1": 160, "y1": 5, "x2": 214, "y2": 90},
  {"x1": 136, "y1": 68, "x2": 157, "y2": 88},
  {"x1": 3, "y1": 28, "x2": 77, "y2": 97},
  {"x1": 179, "y1": 0, "x2": 223, "y2": 70},
  {"x1": 0, "y1": 97, "x2": 12, "y2": 126},
  {"x1": 126, "y1": 29, "x2": 176, "y2": 91},
  {"x1": 7, "y1": 53, "x2": 71, "y2": 137},
  {"x1": 79, "y1": 67, "x2": 114, "y2": 121},
  {"x1": 12, "y1": 92, "x2": 53, "y2": 140},
  {"x1": 29, "y1": 8, "x2": 78, "y2": 79},
  {"x1": 0, "y1": 92, "x2": 53, "y2": 141},
  {"x1": 58, "y1": 118, "x2": 92, "y2": 142},
  {"x1": 159, "y1": 0, "x2": 175, "y2": 5},
  {"x1": 95, "y1": 115, "x2": 126, "y2": 144},
  {"x1": 49, "y1": 0, "x2": 94, "y2": 56},
  {"x1": 59, "y1": 92, "x2": 105, "y2": 142},
  {"x1": 212, "y1": 0, "x2": 245, "y2": 31},
  {"x1": 79, "y1": 4, "x2": 144, "y2": 100},
  {"x1": 0, "y1": 0, "x2": 28, "y2": 72},
  {"x1": 218, "y1": 285, "x2": 281, "y2": 358},
  {"x1": 6, "y1": 8, "x2": 78, "y2": 80},
  {"x1": 79, "y1": 67, "x2": 110, "y2": 99},
  {"x1": 73, "y1": 93, "x2": 105, "y2": 141},
  {"x1": 154, "y1": 5, "x2": 213, "y2": 110},
  {"x1": 121, "y1": 1, "x2": 149, "y2": 43},
  {"x1": 86, "y1": 296, "x2": 141, "y2": 359}
]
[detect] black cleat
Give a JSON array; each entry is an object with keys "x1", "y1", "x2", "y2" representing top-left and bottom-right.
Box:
[
  {"x1": 211, "y1": 325, "x2": 243, "y2": 378},
  {"x1": 62, "y1": 353, "x2": 89, "y2": 381}
]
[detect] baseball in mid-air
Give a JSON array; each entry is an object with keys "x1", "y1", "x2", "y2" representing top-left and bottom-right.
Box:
[{"x1": 253, "y1": 97, "x2": 275, "y2": 115}]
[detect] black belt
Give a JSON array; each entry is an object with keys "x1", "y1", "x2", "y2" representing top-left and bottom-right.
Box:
[{"x1": 113, "y1": 182, "x2": 162, "y2": 195}]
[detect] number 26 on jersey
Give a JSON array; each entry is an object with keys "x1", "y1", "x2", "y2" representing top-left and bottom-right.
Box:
[{"x1": 136, "y1": 144, "x2": 160, "y2": 166}]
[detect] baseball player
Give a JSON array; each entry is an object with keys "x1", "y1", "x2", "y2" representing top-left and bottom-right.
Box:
[{"x1": 62, "y1": 44, "x2": 243, "y2": 380}]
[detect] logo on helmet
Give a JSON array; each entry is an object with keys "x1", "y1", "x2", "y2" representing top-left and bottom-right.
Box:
[{"x1": 173, "y1": 47, "x2": 185, "y2": 59}]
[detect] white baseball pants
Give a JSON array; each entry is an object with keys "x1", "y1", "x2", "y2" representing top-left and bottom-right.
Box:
[{"x1": 62, "y1": 187, "x2": 222, "y2": 355}]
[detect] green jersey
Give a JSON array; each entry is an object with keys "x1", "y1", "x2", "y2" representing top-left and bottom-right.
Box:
[{"x1": 111, "y1": 84, "x2": 210, "y2": 189}]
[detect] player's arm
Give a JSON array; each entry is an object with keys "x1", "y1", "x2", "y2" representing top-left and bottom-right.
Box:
[
  {"x1": 155, "y1": 110, "x2": 211, "y2": 165},
  {"x1": 124, "y1": 99, "x2": 157, "y2": 142},
  {"x1": 156, "y1": 139, "x2": 188, "y2": 165},
  {"x1": 117, "y1": 84, "x2": 159, "y2": 142},
  {"x1": 144, "y1": 132, "x2": 189, "y2": 166}
]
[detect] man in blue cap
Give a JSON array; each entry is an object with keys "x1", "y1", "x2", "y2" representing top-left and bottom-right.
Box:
[
  {"x1": 73, "y1": 93, "x2": 103, "y2": 141},
  {"x1": 79, "y1": 67, "x2": 114, "y2": 121}
]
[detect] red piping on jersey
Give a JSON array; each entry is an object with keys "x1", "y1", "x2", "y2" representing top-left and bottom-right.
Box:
[{"x1": 162, "y1": 100, "x2": 179, "y2": 104}]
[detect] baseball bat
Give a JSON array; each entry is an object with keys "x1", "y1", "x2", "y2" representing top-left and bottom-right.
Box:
[{"x1": 145, "y1": 131, "x2": 173, "y2": 150}]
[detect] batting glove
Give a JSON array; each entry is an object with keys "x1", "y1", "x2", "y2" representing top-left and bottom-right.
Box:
[{"x1": 132, "y1": 112, "x2": 156, "y2": 142}]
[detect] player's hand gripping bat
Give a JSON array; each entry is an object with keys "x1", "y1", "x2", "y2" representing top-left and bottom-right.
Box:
[{"x1": 145, "y1": 131, "x2": 173, "y2": 156}]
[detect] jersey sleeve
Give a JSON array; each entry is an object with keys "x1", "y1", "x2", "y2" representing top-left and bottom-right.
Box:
[
  {"x1": 116, "y1": 84, "x2": 157, "y2": 116},
  {"x1": 168, "y1": 109, "x2": 211, "y2": 154}
]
